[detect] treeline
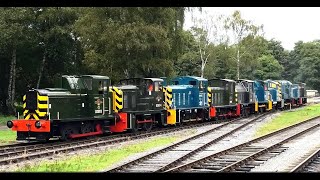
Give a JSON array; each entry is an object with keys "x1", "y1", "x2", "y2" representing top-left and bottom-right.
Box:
[{"x1": 0, "y1": 7, "x2": 319, "y2": 115}]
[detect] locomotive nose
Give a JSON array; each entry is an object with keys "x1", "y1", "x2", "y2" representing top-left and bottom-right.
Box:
[{"x1": 7, "y1": 121, "x2": 13, "y2": 128}]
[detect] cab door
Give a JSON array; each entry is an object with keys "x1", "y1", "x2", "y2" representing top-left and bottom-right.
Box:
[
  {"x1": 94, "y1": 80, "x2": 105, "y2": 115},
  {"x1": 153, "y1": 81, "x2": 164, "y2": 110}
]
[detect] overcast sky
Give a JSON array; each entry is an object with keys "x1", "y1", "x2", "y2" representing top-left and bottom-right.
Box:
[{"x1": 184, "y1": 7, "x2": 320, "y2": 50}]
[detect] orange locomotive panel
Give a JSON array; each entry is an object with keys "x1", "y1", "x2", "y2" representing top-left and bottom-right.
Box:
[
  {"x1": 110, "y1": 113, "x2": 127, "y2": 132},
  {"x1": 11, "y1": 120, "x2": 50, "y2": 132}
]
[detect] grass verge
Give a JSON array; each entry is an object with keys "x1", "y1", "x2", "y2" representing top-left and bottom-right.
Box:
[
  {"x1": 0, "y1": 115, "x2": 17, "y2": 145},
  {"x1": 18, "y1": 130, "x2": 195, "y2": 172},
  {"x1": 0, "y1": 130, "x2": 16, "y2": 145},
  {"x1": 255, "y1": 104, "x2": 320, "y2": 138},
  {"x1": 0, "y1": 115, "x2": 15, "y2": 126}
]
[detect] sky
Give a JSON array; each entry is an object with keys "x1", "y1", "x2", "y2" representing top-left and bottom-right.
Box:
[{"x1": 184, "y1": 7, "x2": 320, "y2": 51}]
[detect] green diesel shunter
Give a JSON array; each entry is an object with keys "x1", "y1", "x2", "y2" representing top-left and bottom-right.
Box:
[{"x1": 7, "y1": 75, "x2": 122, "y2": 141}]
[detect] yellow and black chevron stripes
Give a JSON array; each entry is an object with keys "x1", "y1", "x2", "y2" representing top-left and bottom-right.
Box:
[
  {"x1": 163, "y1": 87, "x2": 173, "y2": 110},
  {"x1": 23, "y1": 92, "x2": 48, "y2": 120},
  {"x1": 111, "y1": 87, "x2": 123, "y2": 112},
  {"x1": 207, "y1": 87, "x2": 212, "y2": 104}
]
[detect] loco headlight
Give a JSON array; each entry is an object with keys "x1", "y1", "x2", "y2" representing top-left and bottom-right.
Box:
[
  {"x1": 7, "y1": 121, "x2": 13, "y2": 128},
  {"x1": 35, "y1": 121, "x2": 41, "y2": 128}
]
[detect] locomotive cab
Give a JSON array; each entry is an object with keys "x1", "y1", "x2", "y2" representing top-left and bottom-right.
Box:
[
  {"x1": 118, "y1": 78, "x2": 164, "y2": 111},
  {"x1": 109, "y1": 78, "x2": 165, "y2": 133},
  {"x1": 208, "y1": 79, "x2": 236, "y2": 106},
  {"x1": 298, "y1": 83, "x2": 307, "y2": 104}
]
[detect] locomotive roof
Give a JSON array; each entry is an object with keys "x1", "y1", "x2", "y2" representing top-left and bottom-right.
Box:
[
  {"x1": 209, "y1": 78, "x2": 236, "y2": 82},
  {"x1": 275, "y1": 80, "x2": 292, "y2": 83},
  {"x1": 81, "y1": 75, "x2": 110, "y2": 79},
  {"x1": 238, "y1": 79, "x2": 255, "y2": 83},
  {"x1": 221, "y1": 79, "x2": 236, "y2": 82},
  {"x1": 176, "y1": 76, "x2": 208, "y2": 81},
  {"x1": 120, "y1": 77, "x2": 163, "y2": 82},
  {"x1": 144, "y1": 78, "x2": 164, "y2": 82},
  {"x1": 264, "y1": 79, "x2": 277, "y2": 83}
]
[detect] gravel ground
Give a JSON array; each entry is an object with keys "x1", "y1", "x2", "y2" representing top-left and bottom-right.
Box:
[
  {"x1": 176, "y1": 113, "x2": 280, "y2": 166},
  {"x1": 0, "y1": 123, "x2": 221, "y2": 172},
  {"x1": 251, "y1": 126, "x2": 320, "y2": 172}
]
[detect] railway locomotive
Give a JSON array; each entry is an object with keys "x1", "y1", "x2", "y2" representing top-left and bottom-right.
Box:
[{"x1": 7, "y1": 75, "x2": 308, "y2": 141}]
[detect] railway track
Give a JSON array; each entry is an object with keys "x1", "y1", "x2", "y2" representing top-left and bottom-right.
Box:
[
  {"x1": 290, "y1": 148, "x2": 320, "y2": 172},
  {"x1": 106, "y1": 113, "x2": 269, "y2": 172},
  {"x1": 0, "y1": 116, "x2": 241, "y2": 166},
  {"x1": 165, "y1": 115, "x2": 320, "y2": 173}
]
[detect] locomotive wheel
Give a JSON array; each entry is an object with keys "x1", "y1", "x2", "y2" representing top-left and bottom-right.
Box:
[
  {"x1": 244, "y1": 110, "x2": 249, "y2": 117},
  {"x1": 60, "y1": 125, "x2": 77, "y2": 141},
  {"x1": 81, "y1": 123, "x2": 94, "y2": 134},
  {"x1": 142, "y1": 122, "x2": 153, "y2": 132},
  {"x1": 130, "y1": 120, "x2": 140, "y2": 133}
]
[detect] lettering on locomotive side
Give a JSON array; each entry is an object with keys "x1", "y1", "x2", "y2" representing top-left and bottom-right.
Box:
[
  {"x1": 55, "y1": 99, "x2": 71, "y2": 104},
  {"x1": 95, "y1": 110, "x2": 102, "y2": 113}
]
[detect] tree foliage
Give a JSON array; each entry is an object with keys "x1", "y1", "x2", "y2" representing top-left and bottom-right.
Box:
[{"x1": 254, "y1": 55, "x2": 284, "y2": 80}]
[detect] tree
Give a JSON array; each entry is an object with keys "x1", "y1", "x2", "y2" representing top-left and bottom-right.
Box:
[
  {"x1": 75, "y1": 8, "x2": 185, "y2": 83},
  {"x1": 224, "y1": 10, "x2": 263, "y2": 80},
  {"x1": 27, "y1": 7, "x2": 78, "y2": 88},
  {"x1": 266, "y1": 39, "x2": 290, "y2": 79},
  {"x1": 175, "y1": 30, "x2": 200, "y2": 76},
  {"x1": 190, "y1": 11, "x2": 224, "y2": 78},
  {"x1": 292, "y1": 40, "x2": 320, "y2": 91},
  {"x1": 254, "y1": 54, "x2": 284, "y2": 80},
  {"x1": 0, "y1": 8, "x2": 31, "y2": 114}
]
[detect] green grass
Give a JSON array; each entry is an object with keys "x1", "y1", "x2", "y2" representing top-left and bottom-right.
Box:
[
  {"x1": 17, "y1": 131, "x2": 194, "y2": 172},
  {"x1": 0, "y1": 129, "x2": 17, "y2": 145},
  {"x1": 255, "y1": 104, "x2": 320, "y2": 137},
  {"x1": 0, "y1": 114, "x2": 17, "y2": 145},
  {"x1": 0, "y1": 115, "x2": 15, "y2": 126}
]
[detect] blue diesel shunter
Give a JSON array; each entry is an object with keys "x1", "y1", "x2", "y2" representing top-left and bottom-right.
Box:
[
  {"x1": 169, "y1": 76, "x2": 208, "y2": 108},
  {"x1": 264, "y1": 79, "x2": 279, "y2": 102},
  {"x1": 276, "y1": 80, "x2": 292, "y2": 106},
  {"x1": 163, "y1": 76, "x2": 209, "y2": 124},
  {"x1": 265, "y1": 79, "x2": 284, "y2": 109},
  {"x1": 291, "y1": 84, "x2": 299, "y2": 99},
  {"x1": 254, "y1": 80, "x2": 272, "y2": 111}
]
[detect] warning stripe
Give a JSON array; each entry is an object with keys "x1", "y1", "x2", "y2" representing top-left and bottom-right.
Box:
[
  {"x1": 207, "y1": 87, "x2": 212, "y2": 104},
  {"x1": 111, "y1": 86, "x2": 123, "y2": 113},
  {"x1": 164, "y1": 87, "x2": 173, "y2": 110},
  {"x1": 23, "y1": 92, "x2": 48, "y2": 120}
]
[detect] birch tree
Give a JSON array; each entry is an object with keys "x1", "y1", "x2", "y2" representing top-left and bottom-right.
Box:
[
  {"x1": 191, "y1": 11, "x2": 225, "y2": 78},
  {"x1": 224, "y1": 10, "x2": 263, "y2": 80}
]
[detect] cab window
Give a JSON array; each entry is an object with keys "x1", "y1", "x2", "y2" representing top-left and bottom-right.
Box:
[
  {"x1": 98, "y1": 81, "x2": 103, "y2": 94},
  {"x1": 146, "y1": 80, "x2": 153, "y2": 92},
  {"x1": 154, "y1": 81, "x2": 162, "y2": 92},
  {"x1": 199, "y1": 81, "x2": 204, "y2": 91},
  {"x1": 189, "y1": 81, "x2": 196, "y2": 86}
]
